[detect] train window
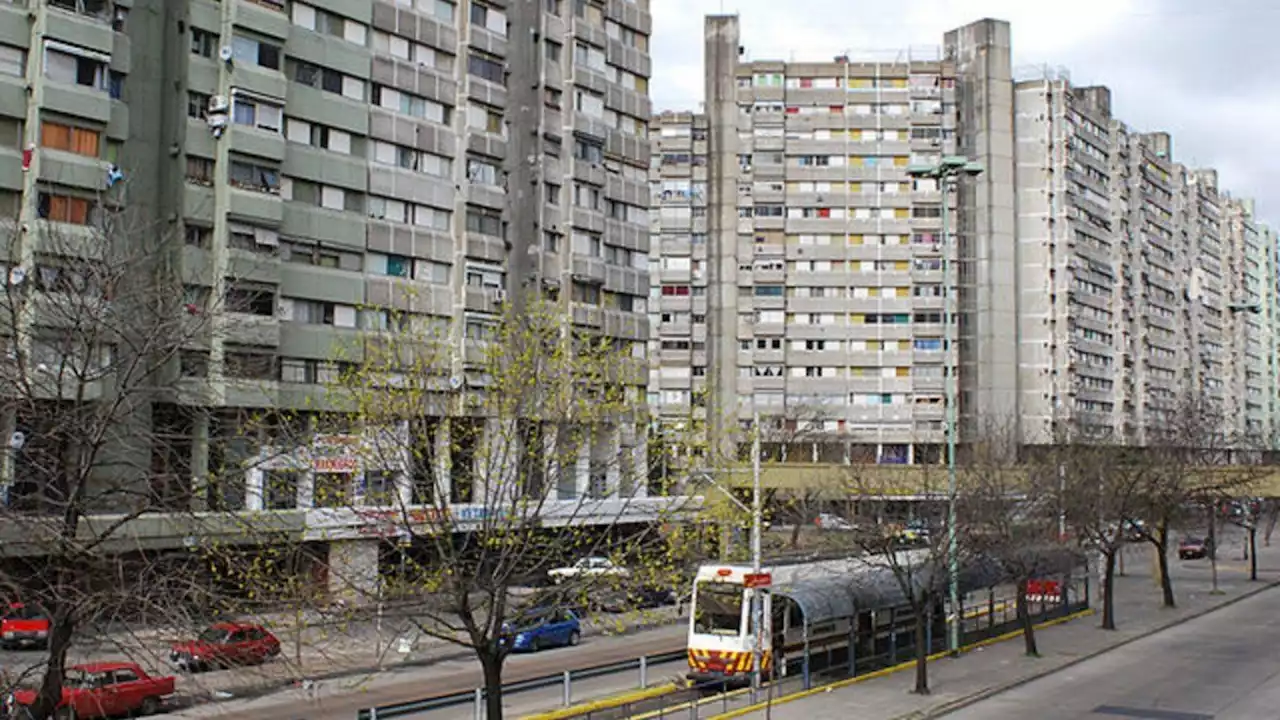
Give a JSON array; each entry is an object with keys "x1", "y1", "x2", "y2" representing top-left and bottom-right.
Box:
[{"x1": 694, "y1": 582, "x2": 745, "y2": 635}]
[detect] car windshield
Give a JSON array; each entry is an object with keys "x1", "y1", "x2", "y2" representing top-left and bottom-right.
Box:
[
  {"x1": 3, "y1": 605, "x2": 43, "y2": 620},
  {"x1": 694, "y1": 581, "x2": 744, "y2": 636},
  {"x1": 1183, "y1": 537, "x2": 1203, "y2": 544},
  {"x1": 198, "y1": 627, "x2": 231, "y2": 643},
  {"x1": 63, "y1": 670, "x2": 90, "y2": 689}
]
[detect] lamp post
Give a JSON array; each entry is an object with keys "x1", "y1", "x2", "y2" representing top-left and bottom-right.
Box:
[{"x1": 907, "y1": 156, "x2": 984, "y2": 656}]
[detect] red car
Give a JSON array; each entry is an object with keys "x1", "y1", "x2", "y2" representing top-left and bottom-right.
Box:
[
  {"x1": 169, "y1": 622, "x2": 280, "y2": 672},
  {"x1": 1, "y1": 602, "x2": 50, "y2": 650},
  {"x1": 5, "y1": 661, "x2": 175, "y2": 719}
]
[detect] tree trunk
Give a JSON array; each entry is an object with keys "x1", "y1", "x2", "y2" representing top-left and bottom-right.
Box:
[
  {"x1": 1265, "y1": 502, "x2": 1278, "y2": 547},
  {"x1": 1250, "y1": 527, "x2": 1258, "y2": 581},
  {"x1": 29, "y1": 607, "x2": 76, "y2": 720},
  {"x1": 480, "y1": 649, "x2": 506, "y2": 720},
  {"x1": 912, "y1": 604, "x2": 930, "y2": 695},
  {"x1": 1155, "y1": 520, "x2": 1175, "y2": 608},
  {"x1": 1015, "y1": 578, "x2": 1038, "y2": 657},
  {"x1": 789, "y1": 519, "x2": 803, "y2": 549},
  {"x1": 1102, "y1": 550, "x2": 1117, "y2": 630}
]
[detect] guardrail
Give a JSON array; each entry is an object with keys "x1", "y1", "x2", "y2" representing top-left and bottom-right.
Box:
[{"x1": 356, "y1": 650, "x2": 687, "y2": 719}]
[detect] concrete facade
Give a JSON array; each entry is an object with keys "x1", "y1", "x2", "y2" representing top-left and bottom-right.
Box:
[
  {"x1": 650, "y1": 15, "x2": 1280, "y2": 460},
  {"x1": 0, "y1": 0, "x2": 656, "y2": 519}
]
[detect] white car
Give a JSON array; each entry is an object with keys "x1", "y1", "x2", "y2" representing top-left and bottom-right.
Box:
[{"x1": 547, "y1": 557, "x2": 631, "y2": 584}]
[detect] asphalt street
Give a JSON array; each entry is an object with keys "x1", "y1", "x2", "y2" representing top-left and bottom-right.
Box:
[{"x1": 944, "y1": 585, "x2": 1280, "y2": 720}]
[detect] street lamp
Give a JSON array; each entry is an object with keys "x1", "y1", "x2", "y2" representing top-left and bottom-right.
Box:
[{"x1": 906, "y1": 156, "x2": 984, "y2": 656}]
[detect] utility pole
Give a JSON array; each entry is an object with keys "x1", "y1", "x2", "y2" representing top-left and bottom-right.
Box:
[{"x1": 750, "y1": 411, "x2": 763, "y2": 699}]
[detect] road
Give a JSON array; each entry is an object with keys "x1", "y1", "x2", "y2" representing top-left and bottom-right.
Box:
[{"x1": 944, "y1": 585, "x2": 1280, "y2": 720}]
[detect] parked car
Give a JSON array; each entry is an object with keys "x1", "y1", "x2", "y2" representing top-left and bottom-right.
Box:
[
  {"x1": 894, "y1": 520, "x2": 932, "y2": 544},
  {"x1": 0, "y1": 603, "x2": 50, "y2": 650},
  {"x1": 815, "y1": 513, "x2": 853, "y2": 530},
  {"x1": 1178, "y1": 536, "x2": 1212, "y2": 560},
  {"x1": 4, "y1": 661, "x2": 175, "y2": 719},
  {"x1": 502, "y1": 608, "x2": 581, "y2": 652},
  {"x1": 547, "y1": 557, "x2": 631, "y2": 584},
  {"x1": 169, "y1": 622, "x2": 280, "y2": 672}
]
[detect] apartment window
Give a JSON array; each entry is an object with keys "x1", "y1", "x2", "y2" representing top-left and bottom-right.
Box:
[
  {"x1": 545, "y1": 39, "x2": 562, "y2": 63},
  {"x1": 291, "y1": 2, "x2": 368, "y2": 46},
  {"x1": 415, "y1": 259, "x2": 451, "y2": 284},
  {"x1": 467, "y1": 51, "x2": 505, "y2": 85},
  {"x1": 284, "y1": 118, "x2": 353, "y2": 154},
  {"x1": 573, "y1": 183, "x2": 601, "y2": 210},
  {"x1": 573, "y1": 89, "x2": 604, "y2": 118},
  {"x1": 40, "y1": 121, "x2": 100, "y2": 158},
  {"x1": 466, "y1": 102, "x2": 503, "y2": 134},
  {"x1": 572, "y1": 41, "x2": 606, "y2": 72},
  {"x1": 231, "y1": 35, "x2": 281, "y2": 70},
  {"x1": 290, "y1": 59, "x2": 365, "y2": 100},
  {"x1": 228, "y1": 160, "x2": 280, "y2": 193},
  {"x1": 465, "y1": 156, "x2": 502, "y2": 186},
  {"x1": 0, "y1": 45, "x2": 24, "y2": 78},
  {"x1": 369, "y1": 252, "x2": 412, "y2": 278},
  {"x1": 571, "y1": 282, "x2": 600, "y2": 305},
  {"x1": 573, "y1": 137, "x2": 603, "y2": 164},
  {"x1": 224, "y1": 348, "x2": 277, "y2": 380},
  {"x1": 283, "y1": 299, "x2": 357, "y2": 327},
  {"x1": 373, "y1": 86, "x2": 450, "y2": 124},
  {"x1": 231, "y1": 95, "x2": 282, "y2": 132},
  {"x1": 572, "y1": 232, "x2": 602, "y2": 257},
  {"x1": 371, "y1": 141, "x2": 452, "y2": 177},
  {"x1": 36, "y1": 192, "x2": 92, "y2": 225},
  {"x1": 184, "y1": 225, "x2": 212, "y2": 249},
  {"x1": 367, "y1": 196, "x2": 452, "y2": 230},
  {"x1": 187, "y1": 91, "x2": 210, "y2": 120},
  {"x1": 43, "y1": 44, "x2": 106, "y2": 90},
  {"x1": 263, "y1": 471, "x2": 299, "y2": 510},
  {"x1": 465, "y1": 206, "x2": 502, "y2": 237},
  {"x1": 190, "y1": 29, "x2": 218, "y2": 58},
  {"x1": 544, "y1": 182, "x2": 560, "y2": 205},
  {"x1": 228, "y1": 223, "x2": 279, "y2": 255},
  {"x1": 372, "y1": 30, "x2": 453, "y2": 72},
  {"x1": 469, "y1": 1, "x2": 508, "y2": 35},
  {"x1": 224, "y1": 283, "x2": 276, "y2": 316},
  {"x1": 185, "y1": 156, "x2": 214, "y2": 184},
  {"x1": 282, "y1": 178, "x2": 361, "y2": 213}
]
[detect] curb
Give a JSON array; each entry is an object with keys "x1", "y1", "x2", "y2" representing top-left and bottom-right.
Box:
[
  {"x1": 894, "y1": 579, "x2": 1280, "y2": 720},
  {"x1": 702, "y1": 608, "x2": 1095, "y2": 720},
  {"x1": 522, "y1": 682, "x2": 681, "y2": 720}
]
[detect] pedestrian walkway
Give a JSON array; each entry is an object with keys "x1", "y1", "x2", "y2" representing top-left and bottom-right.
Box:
[{"x1": 712, "y1": 532, "x2": 1280, "y2": 720}]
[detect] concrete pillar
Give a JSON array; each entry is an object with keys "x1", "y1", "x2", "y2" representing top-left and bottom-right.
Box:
[
  {"x1": 297, "y1": 467, "x2": 315, "y2": 509},
  {"x1": 244, "y1": 466, "x2": 264, "y2": 511},
  {"x1": 601, "y1": 426, "x2": 621, "y2": 499},
  {"x1": 435, "y1": 419, "x2": 451, "y2": 504},
  {"x1": 575, "y1": 442, "x2": 590, "y2": 499},
  {"x1": 190, "y1": 410, "x2": 210, "y2": 511},
  {"x1": 327, "y1": 538, "x2": 380, "y2": 603}
]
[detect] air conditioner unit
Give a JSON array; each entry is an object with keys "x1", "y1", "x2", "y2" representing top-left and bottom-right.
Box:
[
  {"x1": 492, "y1": 288, "x2": 508, "y2": 304},
  {"x1": 208, "y1": 95, "x2": 230, "y2": 113}
]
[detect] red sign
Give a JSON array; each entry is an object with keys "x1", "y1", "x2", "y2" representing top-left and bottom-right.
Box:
[
  {"x1": 744, "y1": 573, "x2": 772, "y2": 589},
  {"x1": 1026, "y1": 578, "x2": 1061, "y2": 603}
]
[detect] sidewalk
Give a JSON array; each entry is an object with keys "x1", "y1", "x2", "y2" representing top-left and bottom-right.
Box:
[{"x1": 717, "y1": 531, "x2": 1280, "y2": 720}]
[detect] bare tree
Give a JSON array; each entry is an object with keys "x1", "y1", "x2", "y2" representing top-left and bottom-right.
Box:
[
  {"x1": 297, "y1": 297, "x2": 695, "y2": 720},
  {"x1": 0, "y1": 196, "x2": 244, "y2": 718},
  {"x1": 959, "y1": 420, "x2": 1081, "y2": 656},
  {"x1": 1225, "y1": 498, "x2": 1262, "y2": 581},
  {"x1": 844, "y1": 464, "x2": 955, "y2": 695},
  {"x1": 755, "y1": 404, "x2": 839, "y2": 549}
]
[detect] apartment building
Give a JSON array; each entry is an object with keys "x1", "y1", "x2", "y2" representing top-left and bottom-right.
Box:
[
  {"x1": 1014, "y1": 76, "x2": 1278, "y2": 446},
  {"x1": 0, "y1": 0, "x2": 654, "y2": 529},
  {"x1": 649, "y1": 16, "x2": 1012, "y2": 466},
  {"x1": 651, "y1": 15, "x2": 1279, "y2": 463}
]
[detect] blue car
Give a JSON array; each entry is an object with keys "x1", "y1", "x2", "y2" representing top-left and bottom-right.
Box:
[{"x1": 504, "y1": 608, "x2": 581, "y2": 652}]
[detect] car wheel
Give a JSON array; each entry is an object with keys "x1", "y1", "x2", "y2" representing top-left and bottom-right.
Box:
[
  {"x1": 567, "y1": 630, "x2": 581, "y2": 647},
  {"x1": 55, "y1": 707, "x2": 76, "y2": 720},
  {"x1": 140, "y1": 696, "x2": 161, "y2": 716}
]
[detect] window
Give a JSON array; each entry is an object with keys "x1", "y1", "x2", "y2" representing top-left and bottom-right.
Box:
[
  {"x1": 190, "y1": 29, "x2": 218, "y2": 58},
  {"x1": 282, "y1": 178, "x2": 361, "y2": 213},
  {"x1": 291, "y1": 2, "x2": 368, "y2": 46},
  {"x1": 263, "y1": 471, "x2": 299, "y2": 510},
  {"x1": 0, "y1": 45, "x2": 24, "y2": 78},
  {"x1": 372, "y1": 31, "x2": 453, "y2": 72},
  {"x1": 367, "y1": 196, "x2": 452, "y2": 230},
  {"x1": 231, "y1": 35, "x2": 281, "y2": 70},
  {"x1": 228, "y1": 222, "x2": 279, "y2": 254},
  {"x1": 40, "y1": 121, "x2": 99, "y2": 157},
  {"x1": 373, "y1": 86, "x2": 450, "y2": 124},
  {"x1": 37, "y1": 192, "x2": 92, "y2": 225},
  {"x1": 573, "y1": 89, "x2": 604, "y2": 118},
  {"x1": 469, "y1": 2, "x2": 508, "y2": 35},
  {"x1": 224, "y1": 348, "x2": 277, "y2": 380},
  {"x1": 371, "y1": 141, "x2": 452, "y2": 177},
  {"x1": 282, "y1": 298, "x2": 357, "y2": 327},
  {"x1": 414, "y1": 259, "x2": 451, "y2": 284},
  {"x1": 231, "y1": 95, "x2": 282, "y2": 132},
  {"x1": 228, "y1": 160, "x2": 280, "y2": 193},
  {"x1": 572, "y1": 232, "x2": 601, "y2": 257},
  {"x1": 466, "y1": 102, "x2": 503, "y2": 135},
  {"x1": 431, "y1": 0, "x2": 456, "y2": 24},
  {"x1": 465, "y1": 206, "x2": 502, "y2": 236},
  {"x1": 284, "y1": 118, "x2": 352, "y2": 154},
  {"x1": 545, "y1": 40, "x2": 562, "y2": 63},
  {"x1": 466, "y1": 156, "x2": 501, "y2": 186},
  {"x1": 224, "y1": 283, "x2": 276, "y2": 316},
  {"x1": 43, "y1": 44, "x2": 106, "y2": 90},
  {"x1": 467, "y1": 51, "x2": 504, "y2": 85},
  {"x1": 573, "y1": 41, "x2": 606, "y2": 72},
  {"x1": 290, "y1": 59, "x2": 364, "y2": 100},
  {"x1": 185, "y1": 156, "x2": 214, "y2": 184},
  {"x1": 187, "y1": 91, "x2": 210, "y2": 120},
  {"x1": 573, "y1": 137, "x2": 603, "y2": 164}
]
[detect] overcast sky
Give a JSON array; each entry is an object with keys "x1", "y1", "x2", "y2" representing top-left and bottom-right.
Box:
[{"x1": 648, "y1": 0, "x2": 1279, "y2": 224}]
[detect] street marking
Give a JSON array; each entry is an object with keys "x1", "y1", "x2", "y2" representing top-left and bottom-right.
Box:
[{"x1": 1093, "y1": 705, "x2": 1213, "y2": 720}]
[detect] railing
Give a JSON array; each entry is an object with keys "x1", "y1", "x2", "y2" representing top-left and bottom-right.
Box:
[{"x1": 355, "y1": 650, "x2": 687, "y2": 720}]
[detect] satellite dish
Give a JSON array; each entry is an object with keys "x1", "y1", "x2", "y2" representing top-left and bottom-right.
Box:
[
  {"x1": 218, "y1": 45, "x2": 234, "y2": 62},
  {"x1": 448, "y1": 375, "x2": 464, "y2": 390},
  {"x1": 8, "y1": 431, "x2": 24, "y2": 450},
  {"x1": 7, "y1": 267, "x2": 25, "y2": 285}
]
